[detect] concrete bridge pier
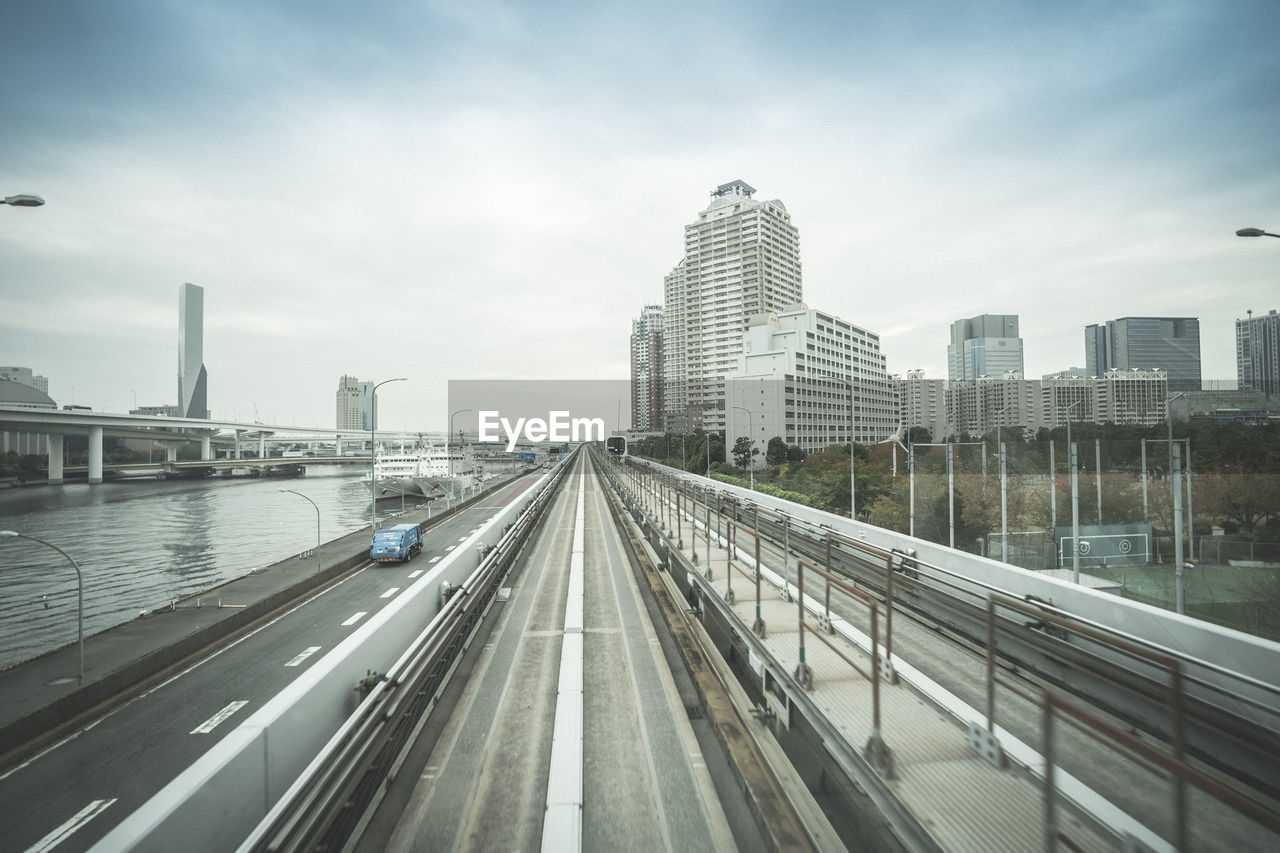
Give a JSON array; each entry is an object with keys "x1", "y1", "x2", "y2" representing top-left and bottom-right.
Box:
[
  {"x1": 166, "y1": 444, "x2": 179, "y2": 463},
  {"x1": 47, "y1": 436, "x2": 64, "y2": 485},
  {"x1": 88, "y1": 426, "x2": 103, "y2": 485},
  {"x1": 201, "y1": 434, "x2": 211, "y2": 461},
  {"x1": 258, "y1": 433, "x2": 266, "y2": 458}
]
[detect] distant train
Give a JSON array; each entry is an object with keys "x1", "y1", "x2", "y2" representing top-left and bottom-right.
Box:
[{"x1": 605, "y1": 436, "x2": 627, "y2": 456}]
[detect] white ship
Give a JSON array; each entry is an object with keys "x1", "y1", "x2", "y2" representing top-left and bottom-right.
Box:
[{"x1": 372, "y1": 445, "x2": 480, "y2": 499}]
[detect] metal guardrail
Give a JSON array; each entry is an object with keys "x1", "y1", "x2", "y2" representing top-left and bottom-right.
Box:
[
  {"x1": 615, "y1": 453, "x2": 1280, "y2": 851},
  {"x1": 242, "y1": 452, "x2": 578, "y2": 852}
]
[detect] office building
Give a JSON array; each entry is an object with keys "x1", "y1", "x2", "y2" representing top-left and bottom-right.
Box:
[
  {"x1": 1085, "y1": 317, "x2": 1201, "y2": 391},
  {"x1": 947, "y1": 314, "x2": 1023, "y2": 383},
  {"x1": 178, "y1": 282, "x2": 209, "y2": 418},
  {"x1": 336, "y1": 375, "x2": 375, "y2": 430},
  {"x1": 1042, "y1": 369, "x2": 1167, "y2": 429},
  {"x1": 0, "y1": 366, "x2": 49, "y2": 395},
  {"x1": 1237, "y1": 309, "x2": 1280, "y2": 395},
  {"x1": 663, "y1": 180, "x2": 803, "y2": 432},
  {"x1": 725, "y1": 307, "x2": 895, "y2": 460},
  {"x1": 630, "y1": 304, "x2": 664, "y2": 432}
]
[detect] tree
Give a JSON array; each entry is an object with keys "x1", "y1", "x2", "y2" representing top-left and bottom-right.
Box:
[
  {"x1": 732, "y1": 436, "x2": 758, "y2": 471},
  {"x1": 766, "y1": 436, "x2": 788, "y2": 466}
]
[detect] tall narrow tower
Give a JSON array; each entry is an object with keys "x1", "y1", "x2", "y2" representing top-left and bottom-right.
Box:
[{"x1": 178, "y1": 282, "x2": 208, "y2": 419}]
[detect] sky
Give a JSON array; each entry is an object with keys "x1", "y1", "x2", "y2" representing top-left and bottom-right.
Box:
[{"x1": 2, "y1": 1, "x2": 1278, "y2": 432}]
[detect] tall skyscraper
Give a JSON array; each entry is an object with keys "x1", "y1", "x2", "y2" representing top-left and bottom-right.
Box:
[
  {"x1": 178, "y1": 282, "x2": 208, "y2": 418},
  {"x1": 947, "y1": 314, "x2": 1023, "y2": 383},
  {"x1": 336, "y1": 375, "x2": 375, "y2": 430},
  {"x1": 1085, "y1": 317, "x2": 1201, "y2": 392},
  {"x1": 663, "y1": 180, "x2": 803, "y2": 432},
  {"x1": 630, "y1": 304, "x2": 664, "y2": 432},
  {"x1": 1237, "y1": 309, "x2": 1280, "y2": 394}
]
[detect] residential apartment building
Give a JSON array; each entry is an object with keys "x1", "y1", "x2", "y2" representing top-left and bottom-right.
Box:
[
  {"x1": 725, "y1": 307, "x2": 895, "y2": 461},
  {"x1": 630, "y1": 304, "x2": 664, "y2": 431},
  {"x1": 663, "y1": 180, "x2": 803, "y2": 432},
  {"x1": 1085, "y1": 317, "x2": 1201, "y2": 391},
  {"x1": 947, "y1": 314, "x2": 1023, "y2": 383},
  {"x1": 894, "y1": 370, "x2": 948, "y2": 442},
  {"x1": 1237, "y1": 309, "x2": 1280, "y2": 394}
]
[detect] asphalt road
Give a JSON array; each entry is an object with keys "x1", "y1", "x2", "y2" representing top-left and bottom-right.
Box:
[
  {"x1": 377, "y1": 452, "x2": 736, "y2": 852},
  {"x1": 0, "y1": 476, "x2": 539, "y2": 853}
]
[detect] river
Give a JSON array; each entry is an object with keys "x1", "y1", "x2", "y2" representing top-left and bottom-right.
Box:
[{"x1": 0, "y1": 466, "x2": 415, "y2": 670}]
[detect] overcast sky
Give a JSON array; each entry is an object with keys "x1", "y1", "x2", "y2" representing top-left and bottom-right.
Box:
[{"x1": 3, "y1": 1, "x2": 1278, "y2": 431}]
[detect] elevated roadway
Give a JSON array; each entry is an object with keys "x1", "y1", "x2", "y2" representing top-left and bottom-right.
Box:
[{"x1": 3, "y1": 445, "x2": 1276, "y2": 851}]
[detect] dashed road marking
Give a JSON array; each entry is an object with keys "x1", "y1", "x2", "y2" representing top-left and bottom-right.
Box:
[
  {"x1": 285, "y1": 646, "x2": 322, "y2": 667},
  {"x1": 408, "y1": 569, "x2": 424, "y2": 578},
  {"x1": 381, "y1": 587, "x2": 401, "y2": 598},
  {"x1": 445, "y1": 545, "x2": 456, "y2": 552},
  {"x1": 27, "y1": 798, "x2": 117, "y2": 852},
  {"x1": 429, "y1": 556, "x2": 441, "y2": 563},
  {"x1": 191, "y1": 700, "x2": 249, "y2": 734},
  {"x1": 342, "y1": 611, "x2": 368, "y2": 627}
]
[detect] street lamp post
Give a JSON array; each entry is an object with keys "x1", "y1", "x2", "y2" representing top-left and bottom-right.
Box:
[
  {"x1": 449, "y1": 409, "x2": 473, "y2": 492},
  {"x1": 1236, "y1": 227, "x2": 1280, "y2": 238},
  {"x1": 370, "y1": 378, "x2": 407, "y2": 534},
  {"x1": 730, "y1": 405, "x2": 754, "y2": 490},
  {"x1": 995, "y1": 405, "x2": 1011, "y2": 563},
  {"x1": 848, "y1": 381, "x2": 857, "y2": 520},
  {"x1": 280, "y1": 490, "x2": 321, "y2": 574},
  {"x1": 0, "y1": 531, "x2": 83, "y2": 683},
  {"x1": 1064, "y1": 400, "x2": 1082, "y2": 582}
]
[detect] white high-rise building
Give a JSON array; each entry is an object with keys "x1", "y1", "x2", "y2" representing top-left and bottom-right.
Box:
[
  {"x1": 894, "y1": 370, "x2": 948, "y2": 442},
  {"x1": 336, "y1": 375, "x2": 374, "y2": 430},
  {"x1": 178, "y1": 283, "x2": 208, "y2": 418},
  {"x1": 1237, "y1": 309, "x2": 1280, "y2": 395},
  {"x1": 663, "y1": 180, "x2": 802, "y2": 433},
  {"x1": 725, "y1": 307, "x2": 895, "y2": 461}
]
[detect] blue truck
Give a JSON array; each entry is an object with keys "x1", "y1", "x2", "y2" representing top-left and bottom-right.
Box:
[{"x1": 370, "y1": 523, "x2": 423, "y2": 564}]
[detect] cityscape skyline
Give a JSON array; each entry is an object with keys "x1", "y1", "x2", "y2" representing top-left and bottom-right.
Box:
[{"x1": 2, "y1": 3, "x2": 1277, "y2": 430}]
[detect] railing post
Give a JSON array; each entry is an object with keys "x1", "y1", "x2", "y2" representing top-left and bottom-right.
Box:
[
  {"x1": 820, "y1": 534, "x2": 833, "y2": 633},
  {"x1": 794, "y1": 560, "x2": 812, "y2": 689},
  {"x1": 1042, "y1": 693, "x2": 1057, "y2": 853},
  {"x1": 781, "y1": 514, "x2": 791, "y2": 601},
  {"x1": 865, "y1": 604, "x2": 896, "y2": 777},
  {"x1": 725, "y1": 503, "x2": 735, "y2": 605},
  {"x1": 1172, "y1": 661, "x2": 1188, "y2": 851},
  {"x1": 752, "y1": 505, "x2": 765, "y2": 637},
  {"x1": 968, "y1": 596, "x2": 1005, "y2": 767},
  {"x1": 882, "y1": 553, "x2": 897, "y2": 683}
]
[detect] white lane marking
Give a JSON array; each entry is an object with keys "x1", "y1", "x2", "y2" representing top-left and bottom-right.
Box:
[
  {"x1": 0, "y1": 564, "x2": 375, "y2": 781},
  {"x1": 26, "y1": 798, "x2": 117, "y2": 853},
  {"x1": 429, "y1": 556, "x2": 441, "y2": 563},
  {"x1": 285, "y1": 646, "x2": 322, "y2": 667},
  {"x1": 445, "y1": 545, "x2": 456, "y2": 552},
  {"x1": 457, "y1": 536, "x2": 468, "y2": 542},
  {"x1": 381, "y1": 587, "x2": 401, "y2": 598},
  {"x1": 408, "y1": 569, "x2": 424, "y2": 578},
  {"x1": 342, "y1": 611, "x2": 368, "y2": 627},
  {"x1": 191, "y1": 700, "x2": 249, "y2": 734}
]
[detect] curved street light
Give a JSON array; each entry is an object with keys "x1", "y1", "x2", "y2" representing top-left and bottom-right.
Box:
[
  {"x1": 280, "y1": 489, "x2": 321, "y2": 574},
  {"x1": 1236, "y1": 227, "x2": 1280, "y2": 238},
  {"x1": 2, "y1": 194, "x2": 45, "y2": 207},
  {"x1": 0, "y1": 531, "x2": 83, "y2": 683},
  {"x1": 449, "y1": 408, "x2": 473, "y2": 490},
  {"x1": 370, "y1": 378, "x2": 407, "y2": 533}
]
